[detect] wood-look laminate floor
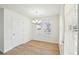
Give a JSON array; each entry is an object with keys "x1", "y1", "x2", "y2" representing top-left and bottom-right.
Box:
[{"x1": 0, "y1": 40, "x2": 60, "y2": 55}]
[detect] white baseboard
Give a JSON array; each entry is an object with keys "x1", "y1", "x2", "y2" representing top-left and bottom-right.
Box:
[{"x1": 32, "y1": 39, "x2": 58, "y2": 44}]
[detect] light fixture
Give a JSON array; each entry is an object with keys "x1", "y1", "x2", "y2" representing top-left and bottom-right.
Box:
[{"x1": 32, "y1": 9, "x2": 42, "y2": 24}]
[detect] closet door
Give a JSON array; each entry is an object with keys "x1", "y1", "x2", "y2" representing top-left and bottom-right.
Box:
[
  {"x1": 64, "y1": 5, "x2": 78, "y2": 55},
  {"x1": 16, "y1": 17, "x2": 24, "y2": 44},
  {"x1": 12, "y1": 15, "x2": 24, "y2": 47}
]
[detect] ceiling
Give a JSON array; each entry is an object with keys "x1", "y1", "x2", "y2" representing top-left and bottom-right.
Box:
[{"x1": 0, "y1": 4, "x2": 62, "y2": 18}]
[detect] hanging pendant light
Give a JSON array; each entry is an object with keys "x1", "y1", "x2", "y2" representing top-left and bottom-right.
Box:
[{"x1": 32, "y1": 8, "x2": 41, "y2": 24}]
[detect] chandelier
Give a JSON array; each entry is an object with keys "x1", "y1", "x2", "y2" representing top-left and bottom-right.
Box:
[{"x1": 32, "y1": 9, "x2": 42, "y2": 24}]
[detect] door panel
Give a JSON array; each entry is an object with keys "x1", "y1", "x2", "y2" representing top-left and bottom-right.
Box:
[
  {"x1": 12, "y1": 16, "x2": 24, "y2": 47},
  {"x1": 64, "y1": 4, "x2": 78, "y2": 55}
]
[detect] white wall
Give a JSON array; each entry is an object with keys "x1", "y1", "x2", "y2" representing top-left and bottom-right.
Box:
[
  {"x1": 0, "y1": 8, "x2": 4, "y2": 52},
  {"x1": 4, "y1": 8, "x2": 32, "y2": 53},
  {"x1": 32, "y1": 16, "x2": 59, "y2": 43}
]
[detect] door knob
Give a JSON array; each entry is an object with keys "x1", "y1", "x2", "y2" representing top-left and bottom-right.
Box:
[{"x1": 72, "y1": 25, "x2": 78, "y2": 32}]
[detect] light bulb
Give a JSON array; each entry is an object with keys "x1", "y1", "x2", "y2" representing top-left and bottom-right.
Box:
[
  {"x1": 38, "y1": 20, "x2": 42, "y2": 23},
  {"x1": 32, "y1": 20, "x2": 36, "y2": 23}
]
